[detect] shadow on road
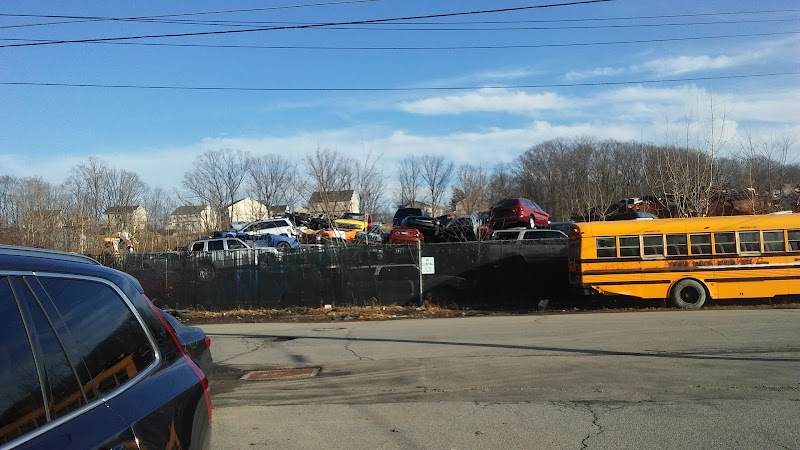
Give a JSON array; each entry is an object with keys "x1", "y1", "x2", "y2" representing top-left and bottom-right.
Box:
[{"x1": 207, "y1": 333, "x2": 800, "y2": 363}]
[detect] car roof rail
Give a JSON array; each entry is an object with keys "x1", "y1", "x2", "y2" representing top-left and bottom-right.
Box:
[{"x1": 0, "y1": 244, "x2": 100, "y2": 265}]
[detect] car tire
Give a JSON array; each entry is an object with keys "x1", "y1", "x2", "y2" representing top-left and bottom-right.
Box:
[
  {"x1": 670, "y1": 279, "x2": 707, "y2": 309},
  {"x1": 276, "y1": 241, "x2": 291, "y2": 251},
  {"x1": 196, "y1": 264, "x2": 216, "y2": 282},
  {"x1": 528, "y1": 216, "x2": 536, "y2": 229}
]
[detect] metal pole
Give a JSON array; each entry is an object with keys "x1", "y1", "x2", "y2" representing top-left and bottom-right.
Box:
[{"x1": 417, "y1": 239, "x2": 423, "y2": 305}]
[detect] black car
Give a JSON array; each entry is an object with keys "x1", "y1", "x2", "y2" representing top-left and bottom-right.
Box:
[
  {"x1": 393, "y1": 207, "x2": 429, "y2": 227},
  {"x1": 0, "y1": 245, "x2": 211, "y2": 450},
  {"x1": 401, "y1": 215, "x2": 440, "y2": 242}
]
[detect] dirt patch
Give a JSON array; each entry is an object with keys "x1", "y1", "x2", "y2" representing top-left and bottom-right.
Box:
[
  {"x1": 185, "y1": 303, "x2": 495, "y2": 325},
  {"x1": 181, "y1": 297, "x2": 800, "y2": 325}
]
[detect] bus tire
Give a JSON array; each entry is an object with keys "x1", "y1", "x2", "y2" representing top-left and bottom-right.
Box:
[{"x1": 670, "y1": 279, "x2": 707, "y2": 309}]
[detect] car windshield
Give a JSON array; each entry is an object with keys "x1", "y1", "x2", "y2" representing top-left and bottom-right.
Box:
[{"x1": 494, "y1": 199, "x2": 519, "y2": 208}]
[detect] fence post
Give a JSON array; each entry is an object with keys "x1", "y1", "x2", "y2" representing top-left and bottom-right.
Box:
[{"x1": 417, "y1": 240, "x2": 423, "y2": 304}]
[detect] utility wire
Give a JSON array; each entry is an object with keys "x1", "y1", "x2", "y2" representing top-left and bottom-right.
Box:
[
  {"x1": 1, "y1": 7, "x2": 797, "y2": 29},
  {"x1": 3, "y1": 31, "x2": 795, "y2": 50},
  {"x1": 1, "y1": 72, "x2": 795, "y2": 92},
  {"x1": 0, "y1": 0, "x2": 614, "y2": 48},
  {"x1": 0, "y1": 0, "x2": 381, "y2": 29},
  {"x1": 4, "y1": 17, "x2": 793, "y2": 31}
]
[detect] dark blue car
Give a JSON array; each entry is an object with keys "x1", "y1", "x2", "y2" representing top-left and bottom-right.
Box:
[{"x1": 0, "y1": 245, "x2": 211, "y2": 449}]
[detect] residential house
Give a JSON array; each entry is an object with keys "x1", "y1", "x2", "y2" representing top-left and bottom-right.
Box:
[
  {"x1": 308, "y1": 190, "x2": 359, "y2": 216},
  {"x1": 103, "y1": 205, "x2": 147, "y2": 232},
  {"x1": 262, "y1": 203, "x2": 289, "y2": 217},
  {"x1": 166, "y1": 205, "x2": 216, "y2": 234},
  {"x1": 226, "y1": 197, "x2": 268, "y2": 224}
]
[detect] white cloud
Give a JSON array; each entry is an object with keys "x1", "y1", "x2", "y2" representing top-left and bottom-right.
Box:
[
  {"x1": 565, "y1": 66, "x2": 626, "y2": 81},
  {"x1": 399, "y1": 88, "x2": 567, "y2": 115},
  {"x1": 636, "y1": 53, "x2": 765, "y2": 77},
  {"x1": 4, "y1": 84, "x2": 798, "y2": 198}
]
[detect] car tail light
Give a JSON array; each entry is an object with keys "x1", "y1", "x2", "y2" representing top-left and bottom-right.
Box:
[
  {"x1": 143, "y1": 293, "x2": 212, "y2": 425},
  {"x1": 205, "y1": 336, "x2": 211, "y2": 348}
]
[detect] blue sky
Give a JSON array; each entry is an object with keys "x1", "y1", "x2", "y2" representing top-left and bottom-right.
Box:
[{"x1": 1, "y1": 0, "x2": 798, "y2": 193}]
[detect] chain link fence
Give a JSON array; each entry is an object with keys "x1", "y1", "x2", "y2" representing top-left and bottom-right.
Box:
[{"x1": 106, "y1": 239, "x2": 572, "y2": 311}]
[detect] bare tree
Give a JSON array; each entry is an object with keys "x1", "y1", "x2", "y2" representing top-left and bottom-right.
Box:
[
  {"x1": 396, "y1": 156, "x2": 422, "y2": 207},
  {"x1": 181, "y1": 149, "x2": 250, "y2": 225},
  {"x1": 66, "y1": 157, "x2": 113, "y2": 222},
  {"x1": 0, "y1": 175, "x2": 18, "y2": 227},
  {"x1": 419, "y1": 154, "x2": 455, "y2": 215},
  {"x1": 737, "y1": 132, "x2": 797, "y2": 212},
  {"x1": 304, "y1": 148, "x2": 354, "y2": 216},
  {"x1": 106, "y1": 169, "x2": 147, "y2": 210},
  {"x1": 353, "y1": 150, "x2": 386, "y2": 216},
  {"x1": 486, "y1": 163, "x2": 516, "y2": 205},
  {"x1": 451, "y1": 164, "x2": 488, "y2": 214},
  {"x1": 247, "y1": 154, "x2": 296, "y2": 217},
  {"x1": 14, "y1": 177, "x2": 67, "y2": 249}
]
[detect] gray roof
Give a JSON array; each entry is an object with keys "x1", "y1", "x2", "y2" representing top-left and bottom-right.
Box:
[
  {"x1": 104, "y1": 205, "x2": 141, "y2": 214},
  {"x1": 309, "y1": 190, "x2": 355, "y2": 203},
  {"x1": 171, "y1": 205, "x2": 209, "y2": 215}
]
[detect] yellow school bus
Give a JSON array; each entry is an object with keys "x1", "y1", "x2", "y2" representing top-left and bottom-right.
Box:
[{"x1": 567, "y1": 212, "x2": 800, "y2": 308}]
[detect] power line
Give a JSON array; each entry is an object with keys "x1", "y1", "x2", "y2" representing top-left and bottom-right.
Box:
[
  {"x1": 0, "y1": 0, "x2": 614, "y2": 48},
  {"x1": 4, "y1": 31, "x2": 795, "y2": 50},
  {"x1": 0, "y1": 0, "x2": 381, "y2": 29},
  {"x1": 1, "y1": 7, "x2": 797, "y2": 29},
  {"x1": 1, "y1": 72, "x2": 795, "y2": 92},
  {"x1": 4, "y1": 17, "x2": 794, "y2": 32}
]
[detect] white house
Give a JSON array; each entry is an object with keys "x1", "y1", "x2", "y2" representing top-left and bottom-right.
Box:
[
  {"x1": 308, "y1": 190, "x2": 359, "y2": 216},
  {"x1": 103, "y1": 205, "x2": 147, "y2": 232},
  {"x1": 166, "y1": 205, "x2": 216, "y2": 234},
  {"x1": 226, "y1": 197, "x2": 268, "y2": 224}
]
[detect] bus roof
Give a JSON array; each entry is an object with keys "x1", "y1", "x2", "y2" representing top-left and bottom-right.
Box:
[{"x1": 572, "y1": 212, "x2": 800, "y2": 237}]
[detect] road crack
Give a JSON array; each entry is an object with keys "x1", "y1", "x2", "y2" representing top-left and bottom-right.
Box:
[
  {"x1": 344, "y1": 328, "x2": 374, "y2": 361},
  {"x1": 579, "y1": 403, "x2": 603, "y2": 450}
]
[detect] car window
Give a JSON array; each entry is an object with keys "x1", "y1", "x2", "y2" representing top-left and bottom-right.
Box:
[
  {"x1": 226, "y1": 239, "x2": 247, "y2": 250},
  {"x1": 495, "y1": 199, "x2": 518, "y2": 208},
  {"x1": 494, "y1": 232, "x2": 519, "y2": 241},
  {"x1": 10, "y1": 277, "x2": 86, "y2": 421},
  {"x1": 0, "y1": 277, "x2": 46, "y2": 444},
  {"x1": 190, "y1": 242, "x2": 204, "y2": 251},
  {"x1": 36, "y1": 277, "x2": 156, "y2": 397},
  {"x1": 265, "y1": 221, "x2": 278, "y2": 229},
  {"x1": 208, "y1": 240, "x2": 224, "y2": 251}
]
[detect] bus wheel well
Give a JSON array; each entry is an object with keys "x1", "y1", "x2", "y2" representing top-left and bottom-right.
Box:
[{"x1": 669, "y1": 278, "x2": 708, "y2": 309}]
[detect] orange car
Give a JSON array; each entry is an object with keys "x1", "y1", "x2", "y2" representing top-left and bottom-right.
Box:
[{"x1": 388, "y1": 226, "x2": 424, "y2": 244}]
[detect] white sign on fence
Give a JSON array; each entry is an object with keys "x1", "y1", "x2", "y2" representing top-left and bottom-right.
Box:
[{"x1": 420, "y1": 257, "x2": 435, "y2": 275}]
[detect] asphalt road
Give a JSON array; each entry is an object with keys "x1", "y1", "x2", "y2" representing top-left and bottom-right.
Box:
[{"x1": 202, "y1": 310, "x2": 800, "y2": 449}]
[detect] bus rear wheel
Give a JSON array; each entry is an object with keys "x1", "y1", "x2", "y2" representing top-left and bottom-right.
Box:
[{"x1": 670, "y1": 279, "x2": 707, "y2": 309}]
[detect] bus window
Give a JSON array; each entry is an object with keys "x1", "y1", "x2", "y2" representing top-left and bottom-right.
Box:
[
  {"x1": 763, "y1": 230, "x2": 785, "y2": 252},
  {"x1": 619, "y1": 236, "x2": 640, "y2": 257},
  {"x1": 739, "y1": 231, "x2": 760, "y2": 253},
  {"x1": 596, "y1": 237, "x2": 616, "y2": 258},
  {"x1": 789, "y1": 230, "x2": 800, "y2": 251},
  {"x1": 666, "y1": 234, "x2": 688, "y2": 255},
  {"x1": 714, "y1": 232, "x2": 736, "y2": 254},
  {"x1": 642, "y1": 235, "x2": 664, "y2": 256},
  {"x1": 690, "y1": 233, "x2": 712, "y2": 255}
]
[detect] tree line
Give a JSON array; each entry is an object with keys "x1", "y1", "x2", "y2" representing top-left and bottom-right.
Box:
[{"x1": 0, "y1": 133, "x2": 797, "y2": 253}]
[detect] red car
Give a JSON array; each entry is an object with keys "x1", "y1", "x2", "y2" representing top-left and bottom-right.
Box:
[
  {"x1": 488, "y1": 198, "x2": 550, "y2": 229},
  {"x1": 389, "y1": 226, "x2": 424, "y2": 244}
]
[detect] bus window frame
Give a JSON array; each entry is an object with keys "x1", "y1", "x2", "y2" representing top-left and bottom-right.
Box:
[
  {"x1": 762, "y1": 230, "x2": 785, "y2": 253},
  {"x1": 689, "y1": 233, "x2": 712, "y2": 255},
  {"x1": 642, "y1": 234, "x2": 665, "y2": 259},
  {"x1": 788, "y1": 230, "x2": 800, "y2": 251},
  {"x1": 738, "y1": 230, "x2": 761, "y2": 254},
  {"x1": 618, "y1": 235, "x2": 640, "y2": 258}
]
